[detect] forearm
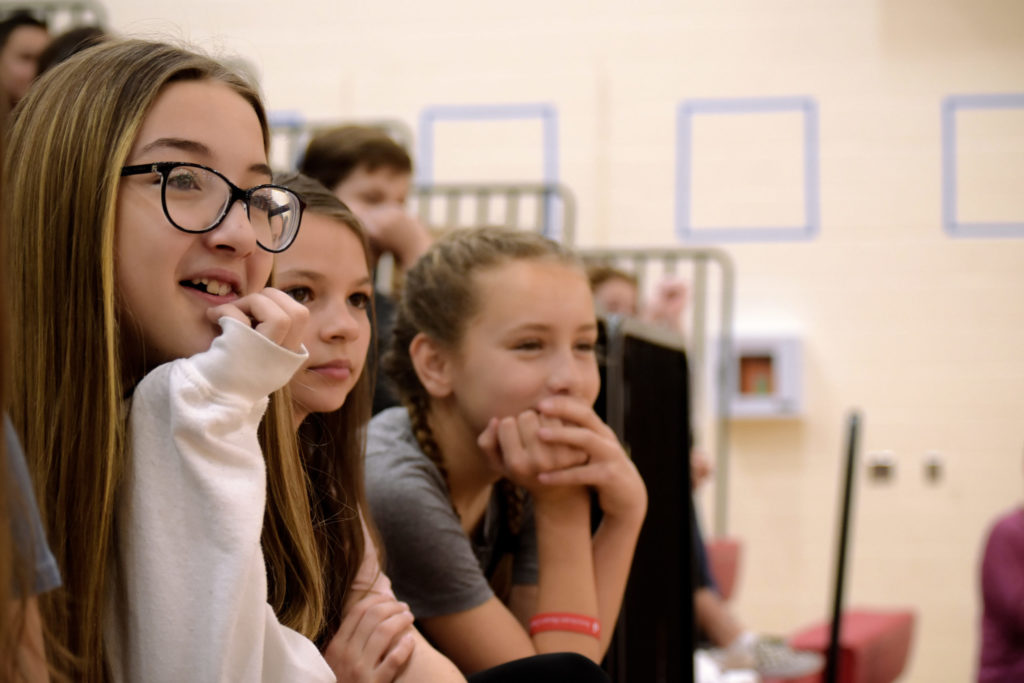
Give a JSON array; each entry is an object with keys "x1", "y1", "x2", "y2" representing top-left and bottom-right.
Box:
[
  {"x1": 591, "y1": 507, "x2": 645, "y2": 655},
  {"x1": 8, "y1": 598, "x2": 49, "y2": 682},
  {"x1": 395, "y1": 630, "x2": 465, "y2": 682},
  {"x1": 531, "y1": 490, "x2": 601, "y2": 661},
  {"x1": 110, "y1": 325, "x2": 331, "y2": 682}
]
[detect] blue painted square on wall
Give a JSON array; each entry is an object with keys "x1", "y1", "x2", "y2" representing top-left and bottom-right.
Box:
[
  {"x1": 942, "y1": 93, "x2": 1024, "y2": 239},
  {"x1": 676, "y1": 96, "x2": 820, "y2": 243}
]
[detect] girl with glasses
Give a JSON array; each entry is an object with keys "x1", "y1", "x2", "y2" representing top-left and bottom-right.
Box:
[{"x1": 4, "y1": 40, "x2": 332, "y2": 681}]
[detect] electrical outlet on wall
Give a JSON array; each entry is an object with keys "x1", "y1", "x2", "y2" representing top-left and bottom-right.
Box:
[
  {"x1": 866, "y1": 450, "x2": 897, "y2": 482},
  {"x1": 924, "y1": 451, "x2": 944, "y2": 484}
]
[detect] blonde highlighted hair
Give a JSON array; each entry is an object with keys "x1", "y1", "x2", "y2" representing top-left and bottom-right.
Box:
[{"x1": 3, "y1": 39, "x2": 324, "y2": 680}]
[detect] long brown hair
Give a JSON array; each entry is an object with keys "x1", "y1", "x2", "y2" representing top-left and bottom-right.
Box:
[
  {"x1": 0, "y1": 80, "x2": 38, "y2": 681},
  {"x1": 382, "y1": 227, "x2": 582, "y2": 593},
  {"x1": 272, "y1": 172, "x2": 378, "y2": 648},
  {"x1": 3, "y1": 40, "x2": 324, "y2": 680}
]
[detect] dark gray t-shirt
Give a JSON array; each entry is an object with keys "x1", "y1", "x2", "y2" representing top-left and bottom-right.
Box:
[
  {"x1": 5, "y1": 416, "x2": 61, "y2": 596},
  {"x1": 365, "y1": 407, "x2": 538, "y2": 619}
]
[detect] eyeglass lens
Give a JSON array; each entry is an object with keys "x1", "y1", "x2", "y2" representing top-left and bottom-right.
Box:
[{"x1": 164, "y1": 165, "x2": 299, "y2": 250}]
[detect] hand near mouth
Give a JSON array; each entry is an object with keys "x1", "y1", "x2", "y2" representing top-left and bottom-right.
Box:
[
  {"x1": 208, "y1": 287, "x2": 309, "y2": 353},
  {"x1": 477, "y1": 410, "x2": 589, "y2": 496}
]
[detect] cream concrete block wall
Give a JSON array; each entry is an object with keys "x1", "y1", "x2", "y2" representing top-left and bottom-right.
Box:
[{"x1": 101, "y1": 1, "x2": 1024, "y2": 681}]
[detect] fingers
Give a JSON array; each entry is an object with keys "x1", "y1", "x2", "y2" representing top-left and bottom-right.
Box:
[
  {"x1": 500, "y1": 412, "x2": 585, "y2": 475},
  {"x1": 205, "y1": 303, "x2": 251, "y2": 328},
  {"x1": 536, "y1": 396, "x2": 614, "y2": 438},
  {"x1": 376, "y1": 631, "x2": 415, "y2": 680},
  {"x1": 536, "y1": 463, "x2": 602, "y2": 487},
  {"x1": 325, "y1": 593, "x2": 416, "y2": 682},
  {"x1": 362, "y1": 608, "x2": 414, "y2": 668},
  {"x1": 477, "y1": 417, "x2": 505, "y2": 476},
  {"x1": 258, "y1": 288, "x2": 309, "y2": 351},
  {"x1": 206, "y1": 287, "x2": 309, "y2": 352},
  {"x1": 495, "y1": 413, "x2": 530, "y2": 482},
  {"x1": 347, "y1": 594, "x2": 413, "y2": 650},
  {"x1": 535, "y1": 421, "x2": 604, "y2": 459}
]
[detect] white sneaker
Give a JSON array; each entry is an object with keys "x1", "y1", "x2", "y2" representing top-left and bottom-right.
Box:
[
  {"x1": 711, "y1": 635, "x2": 825, "y2": 679},
  {"x1": 751, "y1": 637, "x2": 825, "y2": 678}
]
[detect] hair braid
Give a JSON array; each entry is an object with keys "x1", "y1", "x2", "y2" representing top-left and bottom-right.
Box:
[
  {"x1": 405, "y1": 393, "x2": 461, "y2": 519},
  {"x1": 498, "y1": 479, "x2": 526, "y2": 537}
]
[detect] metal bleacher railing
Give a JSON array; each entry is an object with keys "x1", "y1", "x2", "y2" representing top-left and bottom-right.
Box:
[
  {"x1": 578, "y1": 246, "x2": 735, "y2": 536},
  {"x1": 410, "y1": 181, "x2": 576, "y2": 245},
  {"x1": 268, "y1": 114, "x2": 415, "y2": 171}
]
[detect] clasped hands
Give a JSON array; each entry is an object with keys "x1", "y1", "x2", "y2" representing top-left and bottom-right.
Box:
[{"x1": 476, "y1": 396, "x2": 647, "y2": 522}]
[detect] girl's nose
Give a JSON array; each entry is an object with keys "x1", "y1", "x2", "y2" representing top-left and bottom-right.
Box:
[{"x1": 203, "y1": 200, "x2": 258, "y2": 256}]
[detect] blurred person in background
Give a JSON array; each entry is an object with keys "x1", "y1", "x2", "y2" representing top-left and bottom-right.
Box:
[{"x1": 0, "y1": 11, "x2": 48, "y2": 107}]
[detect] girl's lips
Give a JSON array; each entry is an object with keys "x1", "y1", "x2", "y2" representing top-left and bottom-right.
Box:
[{"x1": 309, "y1": 361, "x2": 352, "y2": 381}]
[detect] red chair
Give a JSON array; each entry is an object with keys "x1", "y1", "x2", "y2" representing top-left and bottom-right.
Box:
[
  {"x1": 706, "y1": 536, "x2": 742, "y2": 601},
  {"x1": 763, "y1": 609, "x2": 916, "y2": 683}
]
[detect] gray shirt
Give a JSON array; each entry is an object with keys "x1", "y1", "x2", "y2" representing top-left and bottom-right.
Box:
[
  {"x1": 5, "y1": 415, "x2": 61, "y2": 596},
  {"x1": 365, "y1": 407, "x2": 538, "y2": 619}
]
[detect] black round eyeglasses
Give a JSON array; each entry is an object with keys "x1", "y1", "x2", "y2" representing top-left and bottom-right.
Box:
[{"x1": 120, "y1": 161, "x2": 305, "y2": 253}]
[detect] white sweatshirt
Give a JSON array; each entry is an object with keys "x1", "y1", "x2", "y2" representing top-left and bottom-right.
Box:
[{"x1": 104, "y1": 318, "x2": 335, "y2": 682}]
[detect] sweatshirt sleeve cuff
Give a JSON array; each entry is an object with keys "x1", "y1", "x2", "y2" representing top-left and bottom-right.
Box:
[{"x1": 186, "y1": 317, "x2": 308, "y2": 402}]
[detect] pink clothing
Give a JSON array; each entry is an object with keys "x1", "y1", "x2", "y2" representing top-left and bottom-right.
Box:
[
  {"x1": 979, "y1": 507, "x2": 1024, "y2": 683},
  {"x1": 350, "y1": 517, "x2": 396, "y2": 599}
]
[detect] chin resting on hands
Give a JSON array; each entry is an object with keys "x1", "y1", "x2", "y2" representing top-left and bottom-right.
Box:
[
  {"x1": 477, "y1": 410, "x2": 589, "y2": 497},
  {"x1": 530, "y1": 396, "x2": 648, "y2": 524}
]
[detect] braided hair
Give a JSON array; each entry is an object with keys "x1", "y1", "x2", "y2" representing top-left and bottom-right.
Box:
[{"x1": 382, "y1": 227, "x2": 581, "y2": 590}]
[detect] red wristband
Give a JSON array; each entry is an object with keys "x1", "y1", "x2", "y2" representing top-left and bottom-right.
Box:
[{"x1": 529, "y1": 612, "x2": 601, "y2": 639}]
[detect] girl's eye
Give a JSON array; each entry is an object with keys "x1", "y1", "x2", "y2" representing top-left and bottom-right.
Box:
[
  {"x1": 166, "y1": 170, "x2": 202, "y2": 192},
  {"x1": 349, "y1": 291, "x2": 371, "y2": 310},
  {"x1": 513, "y1": 339, "x2": 543, "y2": 351},
  {"x1": 575, "y1": 341, "x2": 597, "y2": 354},
  {"x1": 284, "y1": 286, "x2": 313, "y2": 304},
  {"x1": 359, "y1": 191, "x2": 385, "y2": 206}
]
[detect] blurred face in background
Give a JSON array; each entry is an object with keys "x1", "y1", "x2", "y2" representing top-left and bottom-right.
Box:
[
  {"x1": 0, "y1": 24, "x2": 49, "y2": 103},
  {"x1": 592, "y1": 276, "x2": 639, "y2": 317},
  {"x1": 333, "y1": 163, "x2": 411, "y2": 217}
]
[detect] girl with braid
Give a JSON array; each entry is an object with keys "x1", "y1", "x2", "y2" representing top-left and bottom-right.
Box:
[{"x1": 365, "y1": 227, "x2": 647, "y2": 676}]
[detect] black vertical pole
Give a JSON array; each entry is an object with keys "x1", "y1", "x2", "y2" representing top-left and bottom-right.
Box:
[{"x1": 825, "y1": 411, "x2": 861, "y2": 683}]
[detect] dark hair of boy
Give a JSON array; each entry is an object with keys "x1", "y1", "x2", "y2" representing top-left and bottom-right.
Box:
[{"x1": 299, "y1": 125, "x2": 412, "y2": 193}]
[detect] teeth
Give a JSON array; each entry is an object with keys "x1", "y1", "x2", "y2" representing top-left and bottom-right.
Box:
[{"x1": 189, "y1": 278, "x2": 233, "y2": 296}]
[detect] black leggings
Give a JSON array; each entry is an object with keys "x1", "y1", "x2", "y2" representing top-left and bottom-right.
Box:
[{"x1": 467, "y1": 653, "x2": 610, "y2": 682}]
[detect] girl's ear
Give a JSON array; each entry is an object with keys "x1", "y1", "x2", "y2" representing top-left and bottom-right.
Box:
[{"x1": 409, "y1": 332, "x2": 454, "y2": 398}]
